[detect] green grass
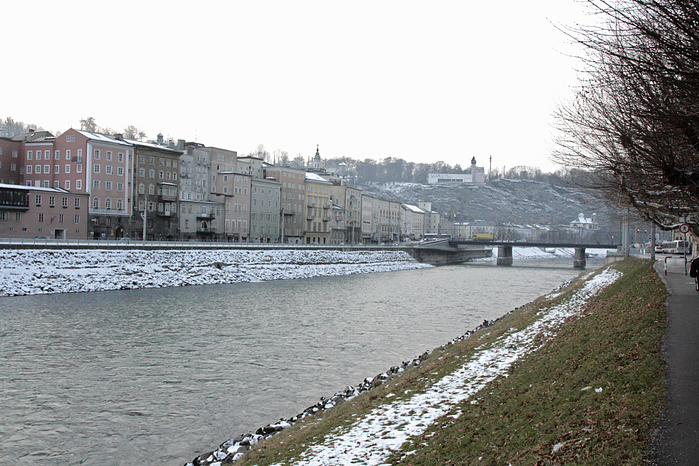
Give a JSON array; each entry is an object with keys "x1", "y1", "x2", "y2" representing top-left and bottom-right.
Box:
[{"x1": 236, "y1": 258, "x2": 668, "y2": 465}]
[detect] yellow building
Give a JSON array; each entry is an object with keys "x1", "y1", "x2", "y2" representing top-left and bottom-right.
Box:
[{"x1": 304, "y1": 172, "x2": 332, "y2": 244}]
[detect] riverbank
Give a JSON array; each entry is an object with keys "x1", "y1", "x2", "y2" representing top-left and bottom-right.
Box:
[
  {"x1": 195, "y1": 257, "x2": 666, "y2": 465},
  {"x1": 0, "y1": 247, "x2": 611, "y2": 297},
  {"x1": 0, "y1": 249, "x2": 431, "y2": 297}
]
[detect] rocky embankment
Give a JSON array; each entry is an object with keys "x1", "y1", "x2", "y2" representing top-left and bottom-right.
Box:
[{"x1": 0, "y1": 249, "x2": 431, "y2": 297}]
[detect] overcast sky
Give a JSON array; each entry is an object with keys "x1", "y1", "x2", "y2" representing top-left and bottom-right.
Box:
[{"x1": 3, "y1": 1, "x2": 591, "y2": 172}]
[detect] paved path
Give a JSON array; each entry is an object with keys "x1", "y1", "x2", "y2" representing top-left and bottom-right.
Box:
[{"x1": 648, "y1": 257, "x2": 699, "y2": 465}]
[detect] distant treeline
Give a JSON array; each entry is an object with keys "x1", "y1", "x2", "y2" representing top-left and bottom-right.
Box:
[{"x1": 323, "y1": 156, "x2": 567, "y2": 184}]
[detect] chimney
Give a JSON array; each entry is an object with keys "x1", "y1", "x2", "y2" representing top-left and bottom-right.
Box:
[{"x1": 114, "y1": 133, "x2": 124, "y2": 141}]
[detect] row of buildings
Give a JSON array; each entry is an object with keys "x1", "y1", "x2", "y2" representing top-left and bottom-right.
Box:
[{"x1": 0, "y1": 130, "x2": 443, "y2": 243}]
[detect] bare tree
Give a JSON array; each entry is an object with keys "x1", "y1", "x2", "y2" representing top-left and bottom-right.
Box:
[
  {"x1": 123, "y1": 125, "x2": 147, "y2": 140},
  {"x1": 554, "y1": 0, "x2": 699, "y2": 235},
  {"x1": 291, "y1": 154, "x2": 305, "y2": 168},
  {"x1": 1, "y1": 117, "x2": 25, "y2": 137},
  {"x1": 79, "y1": 117, "x2": 97, "y2": 132}
]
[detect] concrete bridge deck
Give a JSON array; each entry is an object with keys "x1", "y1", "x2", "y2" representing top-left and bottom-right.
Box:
[{"x1": 449, "y1": 240, "x2": 619, "y2": 268}]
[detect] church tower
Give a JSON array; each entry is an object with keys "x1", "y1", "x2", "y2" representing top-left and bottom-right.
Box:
[{"x1": 313, "y1": 144, "x2": 321, "y2": 169}]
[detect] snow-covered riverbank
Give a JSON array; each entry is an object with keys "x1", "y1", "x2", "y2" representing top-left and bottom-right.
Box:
[
  {"x1": 0, "y1": 249, "x2": 432, "y2": 297},
  {"x1": 0, "y1": 247, "x2": 613, "y2": 297}
]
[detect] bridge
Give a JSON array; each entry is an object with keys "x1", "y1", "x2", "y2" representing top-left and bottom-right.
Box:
[
  {"x1": 0, "y1": 237, "x2": 619, "y2": 268},
  {"x1": 448, "y1": 240, "x2": 619, "y2": 268}
]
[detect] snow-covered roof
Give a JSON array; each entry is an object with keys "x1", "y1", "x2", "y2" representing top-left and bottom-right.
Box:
[
  {"x1": 403, "y1": 204, "x2": 426, "y2": 213},
  {"x1": 76, "y1": 130, "x2": 132, "y2": 146},
  {"x1": 124, "y1": 138, "x2": 182, "y2": 154},
  {"x1": 305, "y1": 172, "x2": 332, "y2": 184},
  {"x1": 0, "y1": 183, "x2": 85, "y2": 194}
]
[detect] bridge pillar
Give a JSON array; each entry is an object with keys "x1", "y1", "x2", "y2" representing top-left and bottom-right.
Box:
[
  {"x1": 574, "y1": 247, "x2": 586, "y2": 269},
  {"x1": 497, "y1": 245, "x2": 513, "y2": 266}
]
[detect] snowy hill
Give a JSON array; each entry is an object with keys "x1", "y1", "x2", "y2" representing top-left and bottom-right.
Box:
[{"x1": 359, "y1": 179, "x2": 615, "y2": 229}]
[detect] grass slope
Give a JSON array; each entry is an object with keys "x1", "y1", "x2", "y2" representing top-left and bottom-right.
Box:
[{"x1": 236, "y1": 258, "x2": 667, "y2": 465}]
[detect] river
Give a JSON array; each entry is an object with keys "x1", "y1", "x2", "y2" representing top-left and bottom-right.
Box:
[{"x1": 0, "y1": 257, "x2": 604, "y2": 465}]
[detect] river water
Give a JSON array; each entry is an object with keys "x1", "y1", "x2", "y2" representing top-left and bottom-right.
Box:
[{"x1": 0, "y1": 258, "x2": 604, "y2": 465}]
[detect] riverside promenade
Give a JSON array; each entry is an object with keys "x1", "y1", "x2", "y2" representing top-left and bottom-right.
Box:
[{"x1": 649, "y1": 257, "x2": 699, "y2": 465}]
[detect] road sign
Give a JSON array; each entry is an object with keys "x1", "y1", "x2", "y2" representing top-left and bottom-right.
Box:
[{"x1": 680, "y1": 223, "x2": 690, "y2": 234}]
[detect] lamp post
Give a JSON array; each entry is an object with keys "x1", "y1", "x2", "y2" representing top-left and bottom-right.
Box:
[{"x1": 141, "y1": 196, "x2": 147, "y2": 241}]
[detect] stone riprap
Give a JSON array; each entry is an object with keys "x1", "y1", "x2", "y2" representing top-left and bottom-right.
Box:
[{"x1": 0, "y1": 249, "x2": 431, "y2": 297}]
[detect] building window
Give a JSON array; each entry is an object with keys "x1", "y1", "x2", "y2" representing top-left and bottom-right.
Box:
[
  {"x1": 94, "y1": 149, "x2": 100, "y2": 160},
  {"x1": 44, "y1": 165, "x2": 50, "y2": 174},
  {"x1": 93, "y1": 197, "x2": 99, "y2": 209},
  {"x1": 66, "y1": 149, "x2": 71, "y2": 160},
  {"x1": 118, "y1": 152, "x2": 124, "y2": 163},
  {"x1": 93, "y1": 164, "x2": 100, "y2": 173},
  {"x1": 75, "y1": 198, "x2": 80, "y2": 208},
  {"x1": 76, "y1": 180, "x2": 82, "y2": 190},
  {"x1": 138, "y1": 183, "x2": 145, "y2": 194},
  {"x1": 27, "y1": 151, "x2": 32, "y2": 160},
  {"x1": 77, "y1": 164, "x2": 82, "y2": 173},
  {"x1": 59, "y1": 214, "x2": 64, "y2": 223},
  {"x1": 117, "y1": 182, "x2": 123, "y2": 192},
  {"x1": 106, "y1": 166, "x2": 113, "y2": 175},
  {"x1": 62, "y1": 197, "x2": 68, "y2": 207},
  {"x1": 105, "y1": 181, "x2": 112, "y2": 191},
  {"x1": 116, "y1": 199, "x2": 123, "y2": 210},
  {"x1": 149, "y1": 169, "x2": 155, "y2": 178},
  {"x1": 35, "y1": 195, "x2": 42, "y2": 205},
  {"x1": 66, "y1": 134, "x2": 75, "y2": 142},
  {"x1": 65, "y1": 180, "x2": 70, "y2": 190},
  {"x1": 11, "y1": 163, "x2": 16, "y2": 171},
  {"x1": 74, "y1": 215, "x2": 80, "y2": 224},
  {"x1": 49, "y1": 196, "x2": 55, "y2": 206},
  {"x1": 106, "y1": 151, "x2": 112, "y2": 161},
  {"x1": 54, "y1": 165, "x2": 60, "y2": 174},
  {"x1": 105, "y1": 198, "x2": 111, "y2": 210},
  {"x1": 55, "y1": 150, "x2": 60, "y2": 160},
  {"x1": 93, "y1": 180, "x2": 100, "y2": 190},
  {"x1": 26, "y1": 165, "x2": 32, "y2": 174},
  {"x1": 38, "y1": 213, "x2": 44, "y2": 222},
  {"x1": 117, "y1": 167, "x2": 124, "y2": 176},
  {"x1": 159, "y1": 171, "x2": 164, "y2": 179},
  {"x1": 149, "y1": 184, "x2": 155, "y2": 195}
]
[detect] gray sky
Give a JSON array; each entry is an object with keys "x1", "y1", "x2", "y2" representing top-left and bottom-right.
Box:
[{"x1": 4, "y1": 0, "x2": 589, "y2": 172}]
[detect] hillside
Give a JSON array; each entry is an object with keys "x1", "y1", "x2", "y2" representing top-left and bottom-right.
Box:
[{"x1": 359, "y1": 179, "x2": 616, "y2": 229}]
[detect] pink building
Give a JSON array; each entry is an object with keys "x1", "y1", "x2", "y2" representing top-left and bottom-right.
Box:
[
  {"x1": 48, "y1": 129, "x2": 134, "y2": 238},
  {"x1": 0, "y1": 183, "x2": 89, "y2": 239},
  {"x1": 0, "y1": 137, "x2": 22, "y2": 185}
]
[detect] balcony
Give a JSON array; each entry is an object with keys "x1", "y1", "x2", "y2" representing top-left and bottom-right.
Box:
[
  {"x1": 196, "y1": 212, "x2": 215, "y2": 219},
  {"x1": 89, "y1": 208, "x2": 128, "y2": 215},
  {"x1": 156, "y1": 210, "x2": 174, "y2": 217},
  {"x1": 322, "y1": 215, "x2": 329, "y2": 222},
  {"x1": 158, "y1": 193, "x2": 177, "y2": 202}
]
